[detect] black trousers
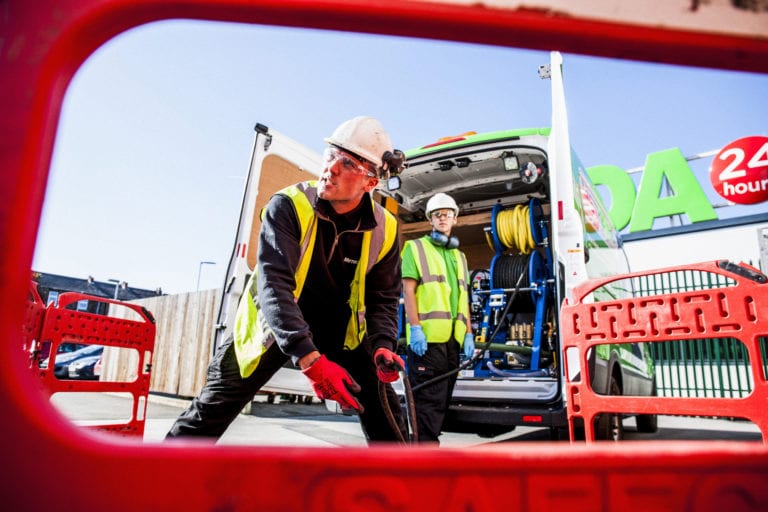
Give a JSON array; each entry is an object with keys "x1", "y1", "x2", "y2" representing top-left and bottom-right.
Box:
[
  {"x1": 166, "y1": 337, "x2": 406, "y2": 443},
  {"x1": 407, "y1": 340, "x2": 459, "y2": 444}
]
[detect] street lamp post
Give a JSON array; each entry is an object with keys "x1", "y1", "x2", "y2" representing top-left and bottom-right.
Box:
[
  {"x1": 107, "y1": 278, "x2": 125, "y2": 300},
  {"x1": 196, "y1": 261, "x2": 216, "y2": 291}
]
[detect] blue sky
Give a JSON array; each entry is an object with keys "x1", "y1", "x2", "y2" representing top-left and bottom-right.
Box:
[{"x1": 32, "y1": 20, "x2": 768, "y2": 294}]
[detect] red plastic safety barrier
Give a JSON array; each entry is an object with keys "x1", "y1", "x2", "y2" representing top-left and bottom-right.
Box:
[
  {"x1": 31, "y1": 290, "x2": 156, "y2": 437},
  {"x1": 22, "y1": 281, "x2": 46, "y2": 365},
  {"x1": 3, "y1": 2, "x2": 768, "y2": 511},
  {"x1": 561, "y1": 260, "x2": 768, "y2": 443}
]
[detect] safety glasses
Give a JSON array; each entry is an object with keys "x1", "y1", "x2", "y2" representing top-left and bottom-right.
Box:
[
  {"x1": 323, "y1": 147, "x2": 377, "y2": 178},
  {"x1": 431, "y1": 210, "x2": 456, "y2": 219}
]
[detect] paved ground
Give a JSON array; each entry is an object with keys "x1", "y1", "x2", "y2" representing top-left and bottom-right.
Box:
[{"x1": 49, "y1": 392, "x2": 763, "y2": 446}]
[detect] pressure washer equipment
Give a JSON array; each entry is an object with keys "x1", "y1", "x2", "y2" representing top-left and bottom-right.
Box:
[
  {"x1": 412, "y1": 196, "x2": 554, "y2": 391},
  {"x1": 411, "y1": 269, "x2": 528, "y2": 392}
]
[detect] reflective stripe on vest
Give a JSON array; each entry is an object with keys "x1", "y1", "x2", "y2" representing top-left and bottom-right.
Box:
[
  {"x1": 234, "y1": 181, "x2": 396, "y2": 378},
  {"x1": 406, "y1": 237, "x2": 469, "y2": 344}
]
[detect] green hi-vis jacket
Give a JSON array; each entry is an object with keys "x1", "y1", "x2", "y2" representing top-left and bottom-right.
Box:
[
  {"x1": 404, "y1": 237, "x2": 470, "y2": 345},
  {"x1": 233, "y1": 181, "x2": 398, "y2": 378}
]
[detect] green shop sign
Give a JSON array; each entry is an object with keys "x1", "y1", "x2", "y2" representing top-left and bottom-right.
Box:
[
  {"x1": 588, "y1": 136, "x2": 768, "y2": 233},
  {"x1": 587, "y1": 147, "x2": 717, "y2": 233}
]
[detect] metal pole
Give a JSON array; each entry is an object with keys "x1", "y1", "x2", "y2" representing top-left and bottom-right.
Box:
[
  {"x1": 108, "y1": 278, "x2": 120, "y2": 300},
  {"x1": 196, "y1": 261, "x2": 216, "y2": 291}
]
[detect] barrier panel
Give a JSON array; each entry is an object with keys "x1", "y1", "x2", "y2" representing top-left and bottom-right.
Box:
[
  {"x1": 30, "y1": 289, "x2": 156, "y2": 437},
  {"x1": 4, "y1": 1, "x2": 768, "y2": 510},
  {"x1": 22, "y1": 281, "x2": 46, "y2": 365},
  {"x1": 561, "y1": 260, "x2": 768, "y2": 443}
]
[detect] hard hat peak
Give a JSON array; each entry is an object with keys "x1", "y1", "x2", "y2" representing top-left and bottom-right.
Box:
[
  {"x1": 426, "y1": 193, "x2": 459, "y2": 217},
  {"x1": 324, "y1": 116, "x2": 394, "y2": 175}
]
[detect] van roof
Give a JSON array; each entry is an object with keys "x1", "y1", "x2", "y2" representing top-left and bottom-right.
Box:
[
  {"x1": 405, "y1": 127, "x2": 551, "y2": 159},
  {"x1": 391, "y1": 127, "x2": 552, "y2": 217}
]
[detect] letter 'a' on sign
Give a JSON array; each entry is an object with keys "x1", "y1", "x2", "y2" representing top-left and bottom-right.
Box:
[
  {"x1": 629, "y1": 148, "x2": 717, "y2": 233},
  {"x1": 710, "y1": 136, "x2": 768, "y2": 205}
]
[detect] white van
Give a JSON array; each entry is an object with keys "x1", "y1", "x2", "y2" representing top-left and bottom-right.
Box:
[
  {"x1": 389, "y1": 126, "x2": 655, "y2": 440},
  {"x1": 213, "y1": 52, "x2": 656, "y2": 438}
]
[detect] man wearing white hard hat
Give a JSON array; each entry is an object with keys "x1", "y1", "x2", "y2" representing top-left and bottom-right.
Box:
[
  {"x1": 401, "y1": 192, "x2": 475, "y2": 444},
  {"x1": 166, "y1": 117, "x2": 408, "y2": 443}
]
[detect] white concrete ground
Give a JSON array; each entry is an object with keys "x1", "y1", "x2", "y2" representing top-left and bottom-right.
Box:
[{"x1": 50, "y1": 391, "x2": 763, "y2": 447}]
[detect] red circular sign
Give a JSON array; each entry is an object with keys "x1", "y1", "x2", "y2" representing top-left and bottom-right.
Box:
[{"x1": 710, "y1": 135, "x2": 768, "y2": 205}]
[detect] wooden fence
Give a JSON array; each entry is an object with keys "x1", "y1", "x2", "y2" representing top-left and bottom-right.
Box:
[{"x1": 108, "y1": 289, "x2": 221, "y2": 397}]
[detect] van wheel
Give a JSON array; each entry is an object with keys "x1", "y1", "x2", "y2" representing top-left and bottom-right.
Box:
[
  {"x1": 636, "y1": 381, "x2": 658, "y2": 433},
  {"x1": 635, "y1": 412, "x2": 658, "y2": 433},
  {"x1": 549, "y1": 427, "x2": 569, "y2": 440},
  {"x1": 594, "y1": 375, "x2": 624, "y2": 441}
]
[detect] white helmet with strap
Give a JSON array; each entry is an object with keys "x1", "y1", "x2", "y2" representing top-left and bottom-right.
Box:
[
  {"x1": 324, "y1": 116, "x2": 404, "y2": 178},
  {"x1": 426, "y1": 192, "x2": 459, "y2": 218}
]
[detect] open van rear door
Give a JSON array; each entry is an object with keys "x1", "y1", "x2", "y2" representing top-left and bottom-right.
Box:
[
  {"x1": 213, "y1": 124, "x2": 321, "y2": 355},
  {"x1": 546, "y1": 51, "x2": 590, "y2": 304}
]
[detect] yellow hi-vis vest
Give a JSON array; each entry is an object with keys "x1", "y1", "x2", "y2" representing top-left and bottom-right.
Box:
[
  {"x1": 405, "y1": 237, "x2": 470, "y2": 345},
  {"x1": 233, "y1": 181, "x2": 398, "y2": 378}
]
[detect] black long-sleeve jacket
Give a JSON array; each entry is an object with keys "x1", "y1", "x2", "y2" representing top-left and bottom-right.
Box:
[{"x1": 256, "y1": 186, "x2": 402, "y2": 364}]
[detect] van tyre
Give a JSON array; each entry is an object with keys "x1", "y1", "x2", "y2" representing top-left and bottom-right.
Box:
[
  {"x1": 570, "y1": 418, "x2": 585, "y2": 441},
  {"x1": 594, "y1": 375, "x2": 624, "y2": 441},
  {"x1": 635, "y1": 412, "x2": 658, "y2": 433},
  {"x1": 550, "y1": 427, "x2": 569, "y2": 440},
  {"x1": 635, "y1": 381, "x2": 658, "y2": 433}
]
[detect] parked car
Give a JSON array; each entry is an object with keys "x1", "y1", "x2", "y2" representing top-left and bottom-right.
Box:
[
  {"x1": 93, "y1": 355, "x2": 102, "y2": 378},
  {"x1": 38, "y1": 342, "x2": 88, "y2": 368},
  {"x1": 68, "y1": 353, "x2": 103, "y2": 380},
  {"x1": 45, "y1": 344, "x2": 103, "y2": 379}
]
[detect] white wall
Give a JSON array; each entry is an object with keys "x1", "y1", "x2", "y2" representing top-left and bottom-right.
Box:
[{"x1": 623, "y1": 222, "x2": 768, "y2": 274}]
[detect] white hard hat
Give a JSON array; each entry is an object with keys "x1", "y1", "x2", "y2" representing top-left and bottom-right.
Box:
[
  {"x1": 426, "y1": 193, "x2": 459, "y2": 217},
  {"x1": 324, "y1": 116, "x2": 394, "y2": 171}
]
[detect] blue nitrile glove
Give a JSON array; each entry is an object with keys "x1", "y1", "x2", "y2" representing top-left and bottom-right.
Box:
[
  {"x1": 463, "y1": 333, "x2": 475, "y2": 359},
  {"x1": 409, "y1": 325, "x2": 427, "y2": 356}
]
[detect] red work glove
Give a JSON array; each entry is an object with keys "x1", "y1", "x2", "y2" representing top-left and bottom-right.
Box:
[
  {"x1": 301, "y1": 355, "x2": 364, "y2": 413},
  {"x1": 373, "y1": 347, "x2": 404, "y2": 384}
]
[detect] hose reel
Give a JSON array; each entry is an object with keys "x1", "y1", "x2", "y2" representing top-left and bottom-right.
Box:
[
  {"x1": 487, "y1": 198, "x2": 547, "y2": 256},
  {"x1": 487, "y1": 198, "x2": 551, "y2": 306},
  {"x1": 479, "y1": 198, "x2": 554, "y2": 375},
  {"x1": 489, "y1": 252, "x2": 548, "y2": 312}
]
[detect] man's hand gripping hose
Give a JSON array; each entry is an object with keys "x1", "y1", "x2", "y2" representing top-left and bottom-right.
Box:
[
  {"x1": 374, "y1": 347, "x2": 418, "y2": 444},
  {"x1": 374, "y1": 347, "x2": 405, "y2": 383},
  {"x1": 302, "y1": 355, "x2": 364, "y2": 413}
]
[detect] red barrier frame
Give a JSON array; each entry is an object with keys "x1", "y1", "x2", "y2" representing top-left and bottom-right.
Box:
[
  {"x1": 22, "y1": 281, "x2": 46, "y2": 363},
  {"x1": 561, "y1": 260, "x2": 768, "y2": 443},
  {"x1": 3, "y1": 1, "x2": 767, "y2": 510},
  {"x1": 32, "y1": 291, "x2": 156, "y2": 436}
]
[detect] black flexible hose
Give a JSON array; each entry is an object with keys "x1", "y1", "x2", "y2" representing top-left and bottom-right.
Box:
[
  {"x1": 379, "y1": 371, "x2": 418, "y2": 445},
  {"x1": 494, "y1": 254, "x2": 534, "y2": 311}
]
